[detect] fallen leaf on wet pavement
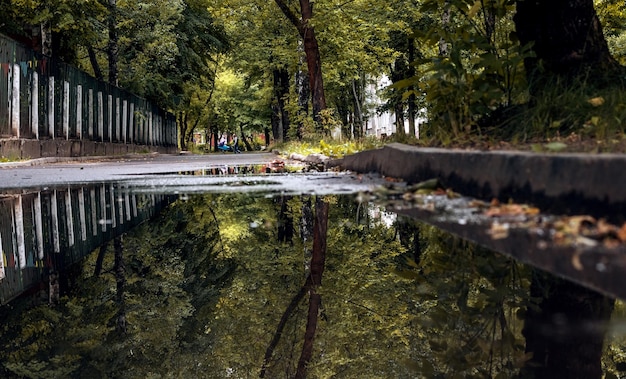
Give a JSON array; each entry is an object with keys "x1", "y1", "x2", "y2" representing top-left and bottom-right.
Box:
[
  {"x1": 618, "y1": 224, "x2": 626, "y2": 242},
  {"x1": 485, "y1": 203, "x2": 540, "y2": 217},
  {"x1": 488, "y1": 222, "x2": 509, "y2": 240}
]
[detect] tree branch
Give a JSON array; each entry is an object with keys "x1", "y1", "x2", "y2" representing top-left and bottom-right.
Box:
[
  {"x1": 274, "y1": 0, "x2": 303, "y2": 33},
  {"x1": 260, "y1": 283, "x2": 308, "y2": 378}
]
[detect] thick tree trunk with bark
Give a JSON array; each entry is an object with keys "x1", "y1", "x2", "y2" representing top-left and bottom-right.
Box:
[
  {"x1": 514, "y1": 0, "x2": 617, "y2": 79},
  {"x1": 114, "y1": 237, "x2": 127, "y2": 334},
  {"x1": 274, "y1": 0, "x2": 327, "y2": 122},
  {"x1": 295, "y1": 197, "x2": 328, "y2": 378},
  {"x1": 520, "y1": 270, "x2": 615, "y2": 379},
  {"x1": 271, "y1": 68, "x2": 290, "y2": 141},
  {"x1": 87, "y1": 45, "x2": 104, "y2": 82},
  {"x1": 260, "y1": 197, "x2": 329, "y2": 378},
  {"x1": 93, "y1": 242, "x2": 109, "y2": 276},
  {"x1": 296, "y1": 43, "x2": 310, "y2": 139}
]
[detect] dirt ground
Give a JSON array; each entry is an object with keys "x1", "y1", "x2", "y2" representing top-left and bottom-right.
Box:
[{"x1": 425, "y1": 132, "x2": 626, "y2": 154}]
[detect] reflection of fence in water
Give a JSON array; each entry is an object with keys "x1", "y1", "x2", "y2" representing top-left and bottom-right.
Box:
[{"x1": 0, "y1": 186, "x2": 174, "y2": 304}]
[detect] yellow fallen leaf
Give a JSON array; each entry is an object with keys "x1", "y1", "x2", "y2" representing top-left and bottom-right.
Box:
[
  {"x1": 488, "y1": 222, "x2": 509, "y2": 239},
  {"x1": 588, "y1": 97, "x2": 605, "y2": 107},
  {"x1": 571, "y1": 253, "x2": 583, "y2": 271},
  {"x1": 618, "y1": 223, "x2": 626, "y2": 242}
]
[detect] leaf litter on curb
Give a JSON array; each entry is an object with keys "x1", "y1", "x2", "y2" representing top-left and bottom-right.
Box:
[{"x1": 371, "y1": 177, "x2": 626, "y2": 252}]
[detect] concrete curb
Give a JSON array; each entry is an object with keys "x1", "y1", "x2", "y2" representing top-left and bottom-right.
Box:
[{"x1": 329, "y1": 143, "x2": 626, "y2": 221}]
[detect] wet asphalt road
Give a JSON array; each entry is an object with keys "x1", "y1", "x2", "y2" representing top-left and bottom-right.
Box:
[
  {"x1": 0, "y1": 153, "x2": 279, "y2": 190},
  {"x1": 0, "y1": 152, "x2": 387, "y2": 195}
]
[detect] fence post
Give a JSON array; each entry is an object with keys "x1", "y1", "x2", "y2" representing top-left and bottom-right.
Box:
[
  {"x1": 48, "y1": 76, "x2": 55, "y2": 138},
  {"x1": 31, "y1": 71, "x2": 39, "y2": 139},
  {"x1": 76, "y1": 85, "x2": 82, "y2": 139},
  {"x1": 122, "y1": 100, "x2": 127, "y2": 143},
  {"x1": 107, "y1": 94, "x2": 113, "y2": 142},
  {"x1": 63, "y1": 80, "x2": 69, "y2": 139},
  {"x1": 97, "y1": 91, "x2": 104, "y2": 141},
  {"x1": 88, "y1": 89, "x2": 94, "y2": 139},
  {"x1": 129, "y1": 103, "x2": 134, "y2": 144},
  {"x1": 11, "y1": 64, "x2": 20, "y2": 137}
]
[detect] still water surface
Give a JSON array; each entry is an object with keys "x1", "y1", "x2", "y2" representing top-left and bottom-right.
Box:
[{"x1": 0, "y1": 179, "x2": 625, "y2": 378}]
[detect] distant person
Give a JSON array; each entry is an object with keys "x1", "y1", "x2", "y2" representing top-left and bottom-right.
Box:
[
  {"x1": 218, "y1": 135, "x2": 229, "y2": 152},
  {"x1": 232, "y1": 135, "x2": 241, "y2": 154}
]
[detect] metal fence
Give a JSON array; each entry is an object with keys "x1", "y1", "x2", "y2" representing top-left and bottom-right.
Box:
[{"x1": 0, "y1": 33, "x2": 176, "y2": 147}]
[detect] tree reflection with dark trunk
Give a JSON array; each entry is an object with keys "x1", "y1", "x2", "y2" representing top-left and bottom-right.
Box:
[{"x1": 0, "y1": 190, "x2": 623, "y2": 378}]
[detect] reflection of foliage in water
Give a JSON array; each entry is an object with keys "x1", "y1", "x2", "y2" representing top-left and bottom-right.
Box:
[
  {"x1": 0, "y1": 194, "x2": 624, "y2": 378},
  {"x1": 209, "y1": 195, "x2": 414, "y2": 378},
  {"x1": 403, "y1": 223, "x2": 531, "y2": 378}
]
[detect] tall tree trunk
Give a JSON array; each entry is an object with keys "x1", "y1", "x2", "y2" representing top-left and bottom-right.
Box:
[
  {"x1": 114, "y1": 236, "x2": 127, "y2": 334},
  {"x1": 264, "y1": 127, "x2": 271, "y2": 148},
  {"x1": 107, "y1": 0, "x2": 118, "y2": 86},
  {"x1": 300, "y1": 196, "x2": 313, "y2": 278},
  {"x1": 520, "y1": 270, "x2": 615, "y2": 379},
  {"x1": 296, "y1": 42, "x2": 310, "y2": 139},
  {"x1": 394, "y1": 101, "x2": 405, "y2": 136},
  {"x1": 295, "y1": 197, "x2": 329, "y2": 378},
  {"x1": 396, "y1": 217, "x2": 422, "y2": 265},
  {"x1": 274, "y1": 0, "x2": 327, "y2": 123},
  {"x1": 351, "y1": 78, "x2": 364, "y2": 139},
  {"x1": 277, "y1": 196, "x2": 294, "y2": 244},
  {"x1": 87, "y1": 45, "x2": 104, "y2": 81},
  {"x1": 280, "y1": 68, "x2": 290, "y2": 140},
  {"x1": 178, "y1": 111, "x2": 188, "y2": 150},
  {"x1": 271, "y1": 68, "x2": 290, "y2": 141},
  {"x1": 40, "y1": 21, "x2": 52, "y2": 56},
  {"x1": 93, "y1": 242, "x2": 109, "y2": 276},
  {"x1": 388, "y1": 36, "x2": 409, "y2": 137},
  {"x1": 260, "y1": 197, "x2": 327, "y2": 378},
  {"x1": 240, "y1": 124, "x2": 253, "y2": 152},
  {"x1": 211, "y1": 126, "x2": 219, "y2": 152},
  {"x1": 260, "y1": 285, "x2": 308, "y2": 378},
  {"x1": 407, "y1": 38, "x2": 417, "y2": 138},
  {"x1": 299, "y1": 0, "x2": 326, "y2": 122},
  {"x1": 514, "y1": 0, "x2": 617, "y2": 80},
  {"x1": 271, "y1": 101, "x2": 283, "y2": 143}
]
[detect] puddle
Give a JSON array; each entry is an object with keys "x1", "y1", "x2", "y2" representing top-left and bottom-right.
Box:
[
  {"x1": 130, "y1": 162, "x2": 304, "y2": 177},
  {"x1": 0, "y1": 181, "x2": 625, "y2": 378}
]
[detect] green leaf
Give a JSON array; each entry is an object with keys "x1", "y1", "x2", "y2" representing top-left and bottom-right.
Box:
[{"x1": 544, "y1": 142, "x2": 567, "y2": 152}]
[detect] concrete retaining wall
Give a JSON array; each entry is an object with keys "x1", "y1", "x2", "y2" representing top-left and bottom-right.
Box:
[{"x1": 0, "y1": 138, "x2": 177, "y2": 160}]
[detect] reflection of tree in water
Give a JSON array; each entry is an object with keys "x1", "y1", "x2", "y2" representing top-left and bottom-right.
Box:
[
  {"x1": 521, "y1": 271, "x2": 615, "y2": 379},
  {"x1": 0, "y1": 194, "x2": 624, "y2": 378},
  {"x1": 401, "y1": 224, "x2": 619, "y2": 379}
]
